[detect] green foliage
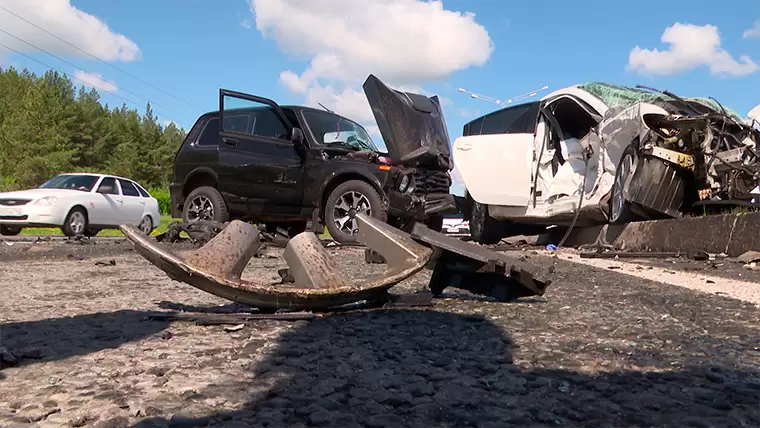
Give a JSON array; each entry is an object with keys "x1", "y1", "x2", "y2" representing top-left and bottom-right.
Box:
[
  {"x1": 0, "y1": 67, "x2": 188, "y2": 192},
  {"x1": 149, "y1": 187, "x2": 172, "y2": 215}
]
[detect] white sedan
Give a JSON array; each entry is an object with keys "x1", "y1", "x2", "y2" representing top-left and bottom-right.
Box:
[{"x1": 0, "y1": 173, "x2": 161, "y2": 237}]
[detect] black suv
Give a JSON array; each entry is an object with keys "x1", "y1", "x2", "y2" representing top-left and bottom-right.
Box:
[{"x1": 169, "y1": 75, "x2": 457, "y2": 243}]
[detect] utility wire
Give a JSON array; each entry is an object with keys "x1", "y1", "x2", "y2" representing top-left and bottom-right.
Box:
[
  {"x1": 0, "y1": 4, "x2": 204, "y2": 112},
  {"x1": 0, "y1": 27, "x2": 195, "y2": 123},
  {"x1": 0, "y1": 40, "x2": 189, "y2": 127}
]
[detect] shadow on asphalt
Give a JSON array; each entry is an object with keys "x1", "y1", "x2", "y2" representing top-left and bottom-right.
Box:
[
  {"x1": 130, "y1": 309, "x2": 760, "y2": 428},
  {"x1": 0, "y1": 310, "x2": 171, "y2": 367}
]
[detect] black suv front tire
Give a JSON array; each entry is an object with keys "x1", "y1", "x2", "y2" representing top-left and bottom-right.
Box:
[
  {"x1": 324, "y1": 180, "x2": 386, "y2": 244},
  {"x1": 183, "y1": 186, "x2": 230, "y2": 224}
]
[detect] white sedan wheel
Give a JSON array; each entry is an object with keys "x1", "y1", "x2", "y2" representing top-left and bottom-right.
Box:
[{"x1": 139, "y1": 216, "x2": 153, "y2": 235}]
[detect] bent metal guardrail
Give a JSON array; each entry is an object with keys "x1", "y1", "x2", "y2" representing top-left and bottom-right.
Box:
[
  {"x1": 120, "y1": 213, "x2": 552, "y2": 311},
  {"x1": 119, "y1": 214, "x2": 434, "y2": 311}
]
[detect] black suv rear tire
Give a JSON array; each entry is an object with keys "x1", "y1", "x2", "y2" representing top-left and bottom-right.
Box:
[
  {"x1": 324, "y1": 180, "x2": 385, "y2": 244},
  {"x1": 183, "y1": 186, "x2": 230, "y2": 224}
]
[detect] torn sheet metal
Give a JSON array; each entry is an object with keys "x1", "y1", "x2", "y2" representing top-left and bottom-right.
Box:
[
  {"x1": 120, "y1": 214, "x2": 433, "y2": 311},
  {"x1": 411, "y1": 223, "x2": 552, "y2": 301}
]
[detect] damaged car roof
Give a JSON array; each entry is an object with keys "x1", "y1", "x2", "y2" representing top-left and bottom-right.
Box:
[{"x1": 576, "y1": 82, "x2": 744, "y2": 121}]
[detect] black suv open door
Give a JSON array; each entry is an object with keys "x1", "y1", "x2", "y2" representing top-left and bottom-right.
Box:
[{"x1": 217, "y1": 89, "x2": 305, "y2": 209}]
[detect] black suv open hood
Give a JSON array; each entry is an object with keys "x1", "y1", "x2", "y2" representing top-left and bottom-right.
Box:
[{"x1": 363, "y1": 74, "x2": 452, "y2": 169}]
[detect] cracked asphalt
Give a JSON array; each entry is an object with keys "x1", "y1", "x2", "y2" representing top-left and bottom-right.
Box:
[{"x1": 0, "y1": 238, "x2": 758, "y2": 427}]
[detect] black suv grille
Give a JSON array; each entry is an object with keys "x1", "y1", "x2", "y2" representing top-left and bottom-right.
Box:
[
  {"x1": 0, "y1": 198, "x2": 31, "y2": 206},
  {"x1": 412, "y1": 170, "x2": 451, "y2": 196}
]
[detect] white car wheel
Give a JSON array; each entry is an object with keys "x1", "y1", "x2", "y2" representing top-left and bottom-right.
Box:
[
  {"x1": 139, "y1": 216, "x2": 153, "y2": 235},
  {"x1": 62, "y1": 207, "x2": 88, "y2": 237}
]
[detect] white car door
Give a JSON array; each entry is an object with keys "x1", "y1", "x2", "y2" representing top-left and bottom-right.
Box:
[
  {"x1": 91, "y1": 176, "x2": 123, "y2": 226},
  {"x1": 454, "y1": 103, "x2": 539, "y2": 207},
  {"x1": 454, "y1": 133, "x2": 534, "y2": 206},
  {"x1": 116, "y1": 178, "x2": 147, "y2": 225}
]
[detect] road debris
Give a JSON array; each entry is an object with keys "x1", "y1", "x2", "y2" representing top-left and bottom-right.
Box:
[
  {"x1": 411, "y1": 223, "x2": 552, "y2": 302},
  {"x1": 580, "y1": 249, "x2": 711, "y2": 261},
  {"x1": 737, "y1": 250, "x2": 760, "y2": 264},
  {"x1": 121, "y1": 214, "x2": 434, "y2": 311},
  {"x1": 122, "y1": 214, "x2": 553, "y2": 310}
]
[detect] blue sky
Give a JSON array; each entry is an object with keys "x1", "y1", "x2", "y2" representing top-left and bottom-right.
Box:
[{"x1": 1, "y1": 0, "x2": 759, "y2": 196}]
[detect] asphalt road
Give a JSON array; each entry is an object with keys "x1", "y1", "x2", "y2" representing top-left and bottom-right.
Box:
[{"x1": 1, "y1": 237, "x2": 759, "y2": 427}]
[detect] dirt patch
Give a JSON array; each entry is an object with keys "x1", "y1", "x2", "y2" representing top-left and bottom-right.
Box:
[{"x1": 0, "y1": 241, "x2": 758, "y2": 427}]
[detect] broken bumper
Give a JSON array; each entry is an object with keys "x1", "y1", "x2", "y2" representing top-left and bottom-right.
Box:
[{"x1": 387, "y1": 191, "x2": 459, "y2": 220}]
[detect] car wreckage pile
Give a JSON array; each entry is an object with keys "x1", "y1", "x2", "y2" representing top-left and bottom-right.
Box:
[{"x1": 120, "y1": 214, "x2": 552, "y2": 311}]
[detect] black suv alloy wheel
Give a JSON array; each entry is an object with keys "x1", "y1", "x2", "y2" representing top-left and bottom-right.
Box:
[
  {"x1": 324, "y1": 180, "x2": 385, "y2": 244},
  {"x1": 183, "y1": 186, "x2": 230, "y2": 224}
]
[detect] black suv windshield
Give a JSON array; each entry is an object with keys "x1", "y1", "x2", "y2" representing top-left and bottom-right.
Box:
[
  {"x1": 39, "y1": 174, "x2": 99, "y2": 192},
  {"x1": 302, "y1": 110, "x2": 378, "y2": 151}
]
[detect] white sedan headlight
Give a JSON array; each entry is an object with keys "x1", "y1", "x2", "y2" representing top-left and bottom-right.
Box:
[{"x1": 33, "y1": 196, "x2": 59, "y2": 206}]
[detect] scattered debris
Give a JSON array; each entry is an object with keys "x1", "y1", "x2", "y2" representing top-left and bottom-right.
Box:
[
  {"x1": 95, "y1": 259, "x2": 116, "y2": 266},
  {"x1": 580, "y1": 249, "x2": 710, "y2": 261},
  {"x1": 737, "y1": 250, "x2": 760, "y2": 264},
  {"x1": 224, "y1": 324, "x2": 245, "y2": 332},
  {"x1": 121, "y1": 214, "x2": 435, "y2": 311},
  {"x1": 155, "y1": 220, "x2": 229, "y2": 245},
  {"x1": 121, "y1": 214, "x2": 554, "y2": 311},
  {"x1": 411, "y1": 223, "x2": 552, "y2": 302}
]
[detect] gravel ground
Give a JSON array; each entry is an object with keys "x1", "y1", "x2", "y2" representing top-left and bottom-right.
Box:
[{"x1": 0, "y1": 238, "x2": 759, "y2": 428}]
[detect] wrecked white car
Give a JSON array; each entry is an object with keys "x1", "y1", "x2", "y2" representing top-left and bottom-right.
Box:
[{"x1": 453, "y1": 82, "x2": 760, "y2": 244}]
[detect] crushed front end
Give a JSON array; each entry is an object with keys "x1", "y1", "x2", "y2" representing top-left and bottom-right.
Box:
[
  {"x1": 631, "y1": 96, "x2": 760, "y2": 217},
  {"x1": 362, "y1": 74, "x2": 458, "y2": 225}
]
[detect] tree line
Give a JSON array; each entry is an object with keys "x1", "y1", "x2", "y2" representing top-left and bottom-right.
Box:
[{"x1": 0, "y1": 67, "x2": 188, "y2": 193}]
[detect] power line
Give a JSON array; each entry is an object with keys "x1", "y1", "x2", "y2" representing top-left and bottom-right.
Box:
[
  {"x1": 0, "y1": 27, "x2": 195, "y2": 123},
  {"x1": 0, "y1": 40, "x2": 188, "y2": 127},
  {"x1": 0, "y1": 4, "x2": 204, "y2": 112}
]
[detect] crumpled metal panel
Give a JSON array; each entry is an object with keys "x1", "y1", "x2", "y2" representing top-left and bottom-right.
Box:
[
  {"x1": 120, "y1": 214, "x2": 433, "y2": 310},
  {"x1": 410, "y1": 223, "x2": 552, "y2": 301}
]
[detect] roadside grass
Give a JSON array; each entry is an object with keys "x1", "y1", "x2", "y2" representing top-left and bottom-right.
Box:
[{"x1": 19, "y1": 215, "x2": 179, "y2": 237}]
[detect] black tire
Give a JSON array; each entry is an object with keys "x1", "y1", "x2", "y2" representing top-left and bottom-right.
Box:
[
  {"x1": 609, "y1": 145, "x2": 638, "y2": 225},
  {"x1": 61, "y1": 207, "x2": 88, "y2": 237},
  {"x1": 324, "y1": 180, "x2": 386, "y2": 244},
  {"x1": 469, "y1": 199, "x2": 504, "y2": 245},
  {"x1": 0, "y1": 225, "x2": 22, "y2": 236},
  {"x1": 183, "y1": 186, "x2": 229, "y2": 224}
]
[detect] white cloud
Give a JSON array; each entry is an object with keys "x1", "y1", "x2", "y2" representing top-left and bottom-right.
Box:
[
  {"x1": 249, "y1": 0, "x2": 493, "y2": 137},
  {"x1": 74, "y1": 70, "x2": 117, "y2": 92},
  {"x1": 745, "y1": 20, "x2": 760, "y2": 39},
  {"x1": 240, "y1": 18, "x2": 252, "y2": 29},
  {"x1": 627, "y1": 23, "x2": 758, "y2": 77},
  {"x1": 0, "y1": 0, "x2": 140, "y2": 61}
]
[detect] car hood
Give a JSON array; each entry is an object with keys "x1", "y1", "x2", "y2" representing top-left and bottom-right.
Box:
[
  {"x1": 0, "y1": 188, "x2": 86, "y2": 200},
  {"x1": 363, "y1": 74, "x2": 452, "y2": 168}
]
